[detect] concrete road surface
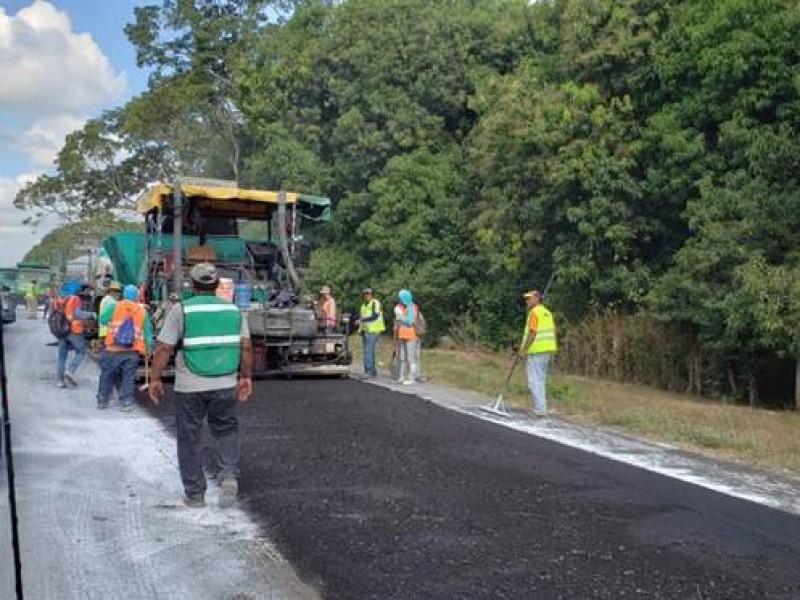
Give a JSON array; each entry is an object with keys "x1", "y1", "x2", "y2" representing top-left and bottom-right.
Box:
[{"x1": 3, "y1": 318, "x2": 317, "y2": 600}]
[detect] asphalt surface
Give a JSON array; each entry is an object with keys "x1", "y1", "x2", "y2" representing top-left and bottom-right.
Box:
[
  {"x1": 147, "y1": 378, "x2": 800, "y2": 600},
  {"x1": 4, "y1": 317, "x2": 316, "y2": 600}
]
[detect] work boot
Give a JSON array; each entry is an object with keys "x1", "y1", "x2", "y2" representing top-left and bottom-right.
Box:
[
  {"x1": 183, "y1": 494, "x2": 205, "y2": 508},
  {"x1": 64, "y1": 371, "x2": 78, "y2": 387},
  {"x1": 219, "y1": 477, "x2": 239, "y2": 508}
]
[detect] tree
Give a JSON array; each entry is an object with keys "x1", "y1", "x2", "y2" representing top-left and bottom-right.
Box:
[{"x1": 14, "y1": 111, "x2": 174, "y2": 223}]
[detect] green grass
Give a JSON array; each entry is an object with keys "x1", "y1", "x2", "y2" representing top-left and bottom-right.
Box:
[{"x1": 352, "y1": 336, "x2": 800, "y2": 478}]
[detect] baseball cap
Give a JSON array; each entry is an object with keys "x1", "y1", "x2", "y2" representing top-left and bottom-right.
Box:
[
  {"x1": 523, "y1": 290, "x2": 541, "y2": 299},
  {"x1": 190, "y1": 262, "x2": 219, "y2": 284}
]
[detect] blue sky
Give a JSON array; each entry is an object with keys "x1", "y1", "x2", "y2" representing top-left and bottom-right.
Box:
[{"x1": 0, "y1": 0, "x2": 151, "y2": 266}]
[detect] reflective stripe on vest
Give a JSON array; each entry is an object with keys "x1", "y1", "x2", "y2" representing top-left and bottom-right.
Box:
[
  {"x1": 523, "y1": 305, "x2": 557, "y2": 355},
  {"x1": 105, "y1": 300, "x2": 146, "y2": 354},
  {"x1": 360, "y1": 300, "x2": 385, "y2": 334},
  {"x1": 183, "y1": 295, "x2": 241, "y2": 377}
]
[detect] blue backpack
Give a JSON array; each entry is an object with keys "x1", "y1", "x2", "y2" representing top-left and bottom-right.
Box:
[{"x1": 113, "y1": 316, "x2": 136, "y2": 347}]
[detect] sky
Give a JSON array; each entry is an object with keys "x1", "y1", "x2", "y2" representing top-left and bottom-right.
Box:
[{"x1": 0, "y1": 0, "x2": 151, "y2": 267}]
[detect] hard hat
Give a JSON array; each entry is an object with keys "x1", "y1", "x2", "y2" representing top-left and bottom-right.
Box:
[
  {"x1": 123, "y1": 285, "x2": 138, "y2": 301},
  {"x1": 320, "y1": 285, "x2": 331, "y2": 295},
  {"x1": 108, "y1": 281, "x2": 122, "y2": 292}
]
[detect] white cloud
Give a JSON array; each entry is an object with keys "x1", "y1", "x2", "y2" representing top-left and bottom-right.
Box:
[
  {"x1": 0, "y1": 174, "x2": 61, "y2": 267},
  {"x1": 0, "y1": 1, "x2": 127, "y2": 116},
  {"x1": 1, "y1": 114, "x2": 85, "y2": 166}
]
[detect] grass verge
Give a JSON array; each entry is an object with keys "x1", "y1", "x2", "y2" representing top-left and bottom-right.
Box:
[{"x1": 351, "y1": 336, "x2": 800, "y2": 478}]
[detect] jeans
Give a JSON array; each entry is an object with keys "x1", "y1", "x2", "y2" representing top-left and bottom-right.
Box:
[
  {"x1": 526, "y1": 353, "x2": 551, "y2": 414},
  {"x1": 176, "y1": 388, "x2": 240, "y2": 498},
  {"x1": 398, "y1": 340, "x2": 420, "y2": 382},
  {"x1": 26, "y1": 297, "x2": 37, "y2": 319},
  {"x1": 97, "y1": 351, "x2": 139, "y2": 408},
  {"x1": 57, "y1": 333, "x2": 85, "y2": 382},
  {"x1": 362, "y1": 333, "x2": 379, "y2": 377}
]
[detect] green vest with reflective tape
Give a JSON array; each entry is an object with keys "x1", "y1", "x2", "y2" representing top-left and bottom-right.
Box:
[
  {"x1": 523, "y1": 304, "x2": 557, "y2": 355},
  {"x1": 183, "y1": 295, "x2": 242, "y2": 377},
  {"x1": 360, "y1": 299, "x2": 385, "y2": 334}
]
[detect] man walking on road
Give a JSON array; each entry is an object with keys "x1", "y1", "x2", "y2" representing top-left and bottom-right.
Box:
[
  {"x1": 148, "y1": 263, "x2": 253, "y2": 508},
  {"x1": 97, "y1": 284, "x2": 152, "y2": 411},
  {"x1": 55, "y1": 282, "x2": 95, "y2": 388},
  {"x1": 519, "y1": 290, "x2": 557, "y2": 416},
  {"x1": 358, "y1": 288, "x2": 385, "y2": 379}
]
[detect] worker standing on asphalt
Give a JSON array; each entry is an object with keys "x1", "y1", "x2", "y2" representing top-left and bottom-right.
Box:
[
  {"x1": 55, "y1": 282, "x2": 96, "y2": 388},
  {"x1": 358, "y1": 288, "x2": 385, "y2": 379},
  {"x1": 518, "y1": 290, "x2": 557, "y2": 417},
  {"x1": 148, "y1": 263, "x2": 253, "y2": 508},
  {"x1": 393, "y1": 289, "x2": 420, "y2": 385},
  {"x1": 319, "y1": 285, "x2": 337, "y2": 333},
  {"x1": 97, "y1": 285, "x2": 152, "y2": 412},
  {"x1": 25, "y1": 280, "x2": 38, "y2": 319}
]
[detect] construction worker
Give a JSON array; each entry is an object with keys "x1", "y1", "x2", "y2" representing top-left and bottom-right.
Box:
[
  {"x1": 97, "y1": 282, "x2": 123, "y2": 341},
  {"x1": 518, "y1": 290, "x2": 557, "y2": 416},
  {"x1": 358, "y1": 288, "x2": 385, "y2": 379},
  {"x1": 55, "y1": 282, "x2": 95, "y2": 388},
  {"x1": 25, "y1": 280, "x2": 37, "y2": 319},
  {"x1": 148, "y1": 263, "x2": 253, "y2": 509},
  {"x1": 393, "y1": 289, "x2": 420, "y2": 385},
  {"x1": 319, "y1": 285, "x2": 337, "y2": 333},
  {"x1": 97, "y1": 285, "x2": 153, "y2": 412}
]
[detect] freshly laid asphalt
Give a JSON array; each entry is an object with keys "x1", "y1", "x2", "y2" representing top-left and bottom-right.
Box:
[{"x1": 147, "y1": 379, "x2": 800, "y2": 600}]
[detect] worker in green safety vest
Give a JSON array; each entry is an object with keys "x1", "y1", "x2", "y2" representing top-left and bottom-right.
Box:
[
  {"x1": 358, "y1": 287, "x2": 385, "y2": 379},
  {"x1": 149, "y1": 262, "x2": 253, "y2": 509},
  {"x1": 518, "y1": 289, "x2": 557, "y2": 417}
]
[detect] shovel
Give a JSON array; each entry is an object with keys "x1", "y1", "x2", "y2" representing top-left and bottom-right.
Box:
[
  {"x1": 389, "y1": 341, "x2": 401, "y2": 380},
  {"x1": 138, "y1": 355, "x2": 150, "y2": 391}
]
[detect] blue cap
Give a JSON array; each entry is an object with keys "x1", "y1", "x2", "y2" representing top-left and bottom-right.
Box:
[
  {"x1": 398, "y1": 289, "x2": 413, "y2": 306},
  {"x1": 123, "y1": 285, "x2": 138, "y2": 301}
]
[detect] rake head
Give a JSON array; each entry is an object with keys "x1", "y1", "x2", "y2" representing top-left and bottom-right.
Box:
[{"x1": 478, "y1": 394, "x2": 510, "y2": 417}]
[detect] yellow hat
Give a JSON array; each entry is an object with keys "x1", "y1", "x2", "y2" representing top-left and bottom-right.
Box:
[
  {"x1": 523, "y1": 290, "x2": 540, "y2": 299},
  {"x1": 108, "y1": 281, "x2": 122, "y2": 292}
]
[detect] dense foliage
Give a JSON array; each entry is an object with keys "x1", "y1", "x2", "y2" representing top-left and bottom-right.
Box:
[{"x1": 15, "y1": 0, "x2": 800, "y2": 403}]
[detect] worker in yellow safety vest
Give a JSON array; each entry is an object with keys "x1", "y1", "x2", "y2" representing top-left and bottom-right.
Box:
[
  {"x1": 98, "y1": 282, "x2": 123, "y2": 341},
  {"x1": 25, "y1": 280, "x2": 38, "y2": 319},
  {"x1": 518, "y1": 290, "x2": 557, "y2": 416},
  {"x1": 358, "y1": 287, "x2": 385, "y2": 379}
]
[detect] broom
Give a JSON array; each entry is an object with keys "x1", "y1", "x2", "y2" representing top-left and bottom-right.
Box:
[{"x1": 479, "y1": 353, "x2": 520, "y2": 416}]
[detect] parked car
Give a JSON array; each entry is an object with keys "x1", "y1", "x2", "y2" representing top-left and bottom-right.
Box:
[{"x1": 1, "y1": 289, "x2": 16, "y2": 324}]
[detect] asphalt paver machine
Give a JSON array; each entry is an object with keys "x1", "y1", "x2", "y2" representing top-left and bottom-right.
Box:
[{"x1": 107, "y1": 178, "x2": 351, "y2": 377}]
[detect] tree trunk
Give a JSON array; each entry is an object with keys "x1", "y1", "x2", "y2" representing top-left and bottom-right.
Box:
[
  {"x1": 795, "y1": 359, "x2": 800, "y2": 411},
  {"x1": 747, "y1": 374, "x2": 758, "y2": 408}
]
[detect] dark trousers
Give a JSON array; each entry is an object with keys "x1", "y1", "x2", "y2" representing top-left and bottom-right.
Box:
[{"x1": 176, "y1": 388, "x2": 240, "y2": 497}]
